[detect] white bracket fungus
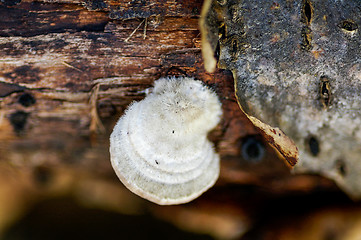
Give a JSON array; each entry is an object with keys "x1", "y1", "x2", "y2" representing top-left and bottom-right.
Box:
[{"x1": 110, "y1": 77, "x2": 222, "y2": 205}]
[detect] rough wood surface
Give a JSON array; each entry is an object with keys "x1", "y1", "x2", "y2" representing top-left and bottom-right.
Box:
[
  {"x1": 0, "y1": 0, "x2": 290, "y2": 181},
  {"x1": 200, "y1": 0, "x2": 361, "y2": 199},
  {"x1": 0, "y1": 0, "x2": 347, "y2": 239}
]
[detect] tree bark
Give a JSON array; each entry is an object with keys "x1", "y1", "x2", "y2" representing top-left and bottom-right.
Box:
[{"x1": 0, "y1": 0, "x2": 341, "y2": 238}]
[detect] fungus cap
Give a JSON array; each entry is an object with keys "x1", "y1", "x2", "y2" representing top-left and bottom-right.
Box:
[{"x1": 109, "y1": 77, "x2": 222, "y2": 205}]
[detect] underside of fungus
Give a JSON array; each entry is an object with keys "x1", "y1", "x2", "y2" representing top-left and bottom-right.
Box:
[{"x1": 110, "y1": 77, "x2": 222, "y2": 205}]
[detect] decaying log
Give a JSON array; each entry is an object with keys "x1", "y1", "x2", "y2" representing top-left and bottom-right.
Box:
[{"x1": 0, "y1": 0, "x2": 349, "y2": 239}]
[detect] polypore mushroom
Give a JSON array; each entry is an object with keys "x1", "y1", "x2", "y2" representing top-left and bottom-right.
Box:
[{"x1": 109, "y1": 77, "x2": 222, "y2": 205}]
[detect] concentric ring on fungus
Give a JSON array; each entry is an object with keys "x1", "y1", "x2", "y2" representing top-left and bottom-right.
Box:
[{"x1": 110, "y1": 77, "x2": 222, "y2": 205}]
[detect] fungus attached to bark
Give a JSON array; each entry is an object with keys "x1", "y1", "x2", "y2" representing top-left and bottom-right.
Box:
[{"x1": 109, "y1": 77, "x2": 222, "y2": 205}]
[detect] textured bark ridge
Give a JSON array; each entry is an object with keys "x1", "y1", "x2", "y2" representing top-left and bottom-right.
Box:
[{"x1": 201, "y1": 0, "x2": 361, "y2": 199}]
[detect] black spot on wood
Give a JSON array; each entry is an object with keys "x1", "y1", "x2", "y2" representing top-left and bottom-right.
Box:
[
  {"x1": 226, "y1": 36, "x2": 243, "y2": 59},
  {"x1": 241, "y1": 137, "x2": 265, "y2": 163},
  {"x1": 4, "y1": 65, "x2": 41, "y2": 84},
  {"x1": 18, "y1": 92, "x2": 36, "y2": 107},
  {"x1": 9, "y1": 110, "x2": 29, "y2": 134},
  {"x1": 191, "y1": 7, "x2": 199, "y2": 15},
  {"x1": 339, "y1": 20, "x2": 358, "y2": 32},
  {"x1": 214, "y1": 41, "x2": 221, "y2": 61},
  {"x1": 320, "y1": 76, "x2": 332, "y2": 108},
  {"x1": 33, "y1": 166, "x2": 53, "y2": 186},
  {"x1": 307, "y1": 136, "x2": 319, "y2": 156},
  {"x1": 80, "y1": 23, "x2": 107, "y2": 33},
  {"x1": 302, "y1": 0, "x2": 312, "y2": 25},
  {"x1": 21, "y1": 39, "x2": 68, "y2": 52},
  {"x1": 98, "y1": 100, "x2": 116, "y2": 118},
  {"x1": 335, "y1": 159, "x2": 347, "y2": 176},
  {"x1": 232, "y1": 38, "x2": 238, "y2": 53},
  {"x1": 0, "y1": 82, "x2": 25, "y2": 97},
  {"x1": 64, "y1": 82, "x2": 75, "y2": 89}
]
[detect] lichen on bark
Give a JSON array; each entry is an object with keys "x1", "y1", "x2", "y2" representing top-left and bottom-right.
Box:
[{"x1": 201, "y1": 0, "x2": 361, "y2": 199}]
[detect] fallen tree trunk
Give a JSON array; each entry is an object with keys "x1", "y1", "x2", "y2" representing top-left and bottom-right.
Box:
[{"x1": 0, "y1": 0, "x2": 342, "y2": 239}]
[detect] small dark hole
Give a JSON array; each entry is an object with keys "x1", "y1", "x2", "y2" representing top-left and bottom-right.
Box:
[
  {"x1": 33, "y1": 166, "x2": 53, "y2": 186},
  {"x1": 241, "y1": 137, "x2": 265, "y2": 163},
  {"x1": 18, "y1": 93, "x2": 36, "y2": 107},
  {"x1": 307, "y1": 136, "x2": 319, "y2": 156},
  {"x1": 192, "y1": 7, "x2": 199, "y2": 15},
  {"x1": 214, "y1": 41, "x2": 221, "y2": 60},
  {"x1": 97, "y1": 101, "x2": 116, "y2": 118},
  {"x1": 335, "y1": 159, "x2": 347, "y2": 176},
  {"x1": 155, "y1": 160, "x2": 159, "y2": 165},
  {"x1": 232, "y1": 39, "x2": 238, "y2": 53},
  {"x1": 340, "y1": 20, "x2": 358, "y2": 32},
  {"x1": 320, "y1": 76, "x2": 331, "y2": 108},
  {"x1": 172, "y1": 130, "x2": 175, "y2": 134},
  {"x1": 9, "y1": 111, "x2": 29, "y2": 133},
  {"x1": 304, "y1": 1, "x2": 312, "y2": 24},
  {"x1": 321, "y1": 82, "x2": 329, "y2": 96}
]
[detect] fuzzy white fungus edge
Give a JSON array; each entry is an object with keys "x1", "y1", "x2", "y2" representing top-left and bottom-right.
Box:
[{"x1": 109, "y1": 76, "x2": 222, "y2": 205}]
